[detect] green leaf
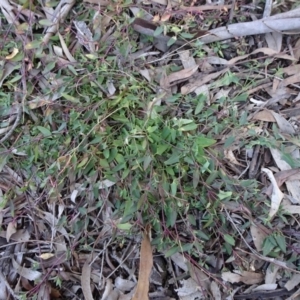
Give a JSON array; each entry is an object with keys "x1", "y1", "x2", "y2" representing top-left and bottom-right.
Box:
[
  {"x1": 170, "y1": 180, "x2": 177, "y2": 196},
  {"x1": 188, "y1": 214, "x2": 196, "y2": 226},
  {"x1": 224, "y1": 234, "x2": 235, "y2": 246},
  {"x1": 165, "y1": 245, "x2": 180, "y2": 257},
  {"x1": 117, "y1": 223, "x2": 132, "y2": 230},
  {"x1": 43, "y1": 61, "x2": 56, "y2": 74},
  {"x1": 195, "y1": 101, "x2": 204, "y2": 115},
  {"x1": 25, "y1": 40, "x2": 42, "y2": 50},
  {"x1": 8, "y1": 74, "x2": 22, "y2": 83},
  {"x1": 205, "y1": 171, "x2": 218, "y2": 184},
  {"x1": 39, "y1": 19, "x2": 53, "y2": 26},
  {"x1": 224, "y1": 136, "x2": 235, "y2": 148},
  {"x1": 262, "y1": 236, "x2": 275, "y2": 256},
  {"x1": 164, "y1": 154, "x2": 180, "y2": 165},
  {"x1": 167, "y1": 36, "x2": 177, "y2": 47},
  {"x1": 77, "y1": 157, "x2": 89, "y2": 169},
  {"x1": 239, "y1": 111, "x2": 248, "y2": 125},
  {"x1": 165, "y1": 205, "x2": 177, "y2": 227},
  {"x1": 179, "y1": 32, "x2": 195, "y2": 39},
  {"x1": 200, "y1": 161, "x2": 210, "y2": 173},
  {"x1": 193, "y1": 169, "x2": 199, "y2": 188},
  {"x1": 179, "y1": 123, "x2": 198, "y2": 131},
  {"x1": 99, "y1": 159, "x2": 109, "y2": 168},
  {"x1": 275, "y1": 234, "x2": 286, "y2": 253},
  {"x1": 36, "y1": 126, "x2": 51, "y2": 137},
  {"x1": 156, "y1": 144, "x2": 169, "y2": 155},
  {"x1": 143, "y1": 155, "x2": 152, "y2": 170},
  {"x1": 233, "y1": 93, "x2": 248, "y2": 102},
  {"x1": 195, "y1": 136, "x2": 216, "y2": 148},
  {"x1": 195, "y1": 231, "x2": 210, "y2": 241},
  {"x1": 218, "y1": 190, "x2": 232, "y2": 200},
  {"x1": 180, "y1": 243, "x2": 193, "y2": 252},
  {"x1": 62, "y1": 93, "x2": 80, "y2": 103},
  {"x1": 153, "y1": 25, "x2": 164, "y2": 37}
]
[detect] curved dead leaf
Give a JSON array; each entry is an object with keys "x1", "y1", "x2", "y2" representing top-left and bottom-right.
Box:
[
  {"x1": 37, "y1": 282, "x2": 51, "y2": 300},
  {"x1": 262, "y1": 168, "x2": 284, "y2": 219},
  {"x1": 6, "y1": 221, "x2": 16, "y2": 242},
  {"x1": 12, "y1": 258, "x2": 42, "y2": 281},
  {"x1": 250, "y1": 224, "x2": 268, "y2": 252},
  {"x1": 210, "y1": 281, "x2": 221, "y2": 300},
  {"x1": 163, "y1": 66, "x2": 198, "y2": 89},
  {"x1": 5, "y1": 48, "x2": 19, "y2": 60},
  {"x1": 252, "y1": 110, "x2": 276, "y2": 122},
  {"x1": 222, "y1": 271, "x2": 263, "y2": 285},
  {"x1": 132, "y1": 225, "x2": 153, "y2": 300},
  {"x1": 81, "y1": 257, "x2": 94, "y2": 300}
]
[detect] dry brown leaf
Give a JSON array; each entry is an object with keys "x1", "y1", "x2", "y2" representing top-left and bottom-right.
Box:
[
  {"x1": 224, "y1": 149, "x2": 244, "y2": 166},
  {"x1": 39, "y1": 251, "x2": 67, "y2": 268},
  {"x1": 58, "y1": 32, "x2": 76, "y2": 63},
  {"x1": 37, "y1": 282, "x2": 51, "y2": 300},
  {"x1": 265, "y1": 32, "x2": 282, "y2": 52},
  {"x1": 39, "y1": 253, "x2": 55, "y2": 260},
  {"x1": 265, "y1": 263, "x2": 280, "y2": 284},
  {"x1": 252, "y1": 283, "x2": 277, "y2": 291},
  {"x1": 81, "y1": 257, "x2": 94, "y2": 300},
  {"x1": 101, "y1": 279, "x2": 114, "y2": 300},
  {"x1": 164, "y1": 66, "x2": 198, "y2": 88},
  {"x1": 6, "y1": 221, "x2": 17, "y2": 242},
  {"x1": 160, "y1": 13, "x2": 171, "y2": 22},
  {"x1": 152, "y1": 15, "x2": 160, "y2": 22},
  {"x1": 132, "y1": 225, "x2": 153, "y2": 300},
  {"x1": 275, "y1": 168, "x2": 300, "y2": 187},
  {"x1": 294, "y1": 38, "x2": 300, "y2": 60},
  {"x1": 222, "y1": 271, "x2": 263, "y2": 285},
  {"x1": 181, "y1": 68, "x2": 228, "y2": 95},
  {"x1": 175, "y1": 278, "x2": 204, "y2": 299},
  {"x1": 262, "y1": 168, "x2": 284, "y2": 219},
  {"x1": 179, "y1": 50, "x2": 197, "y2": 70},
  {"x1": 285, "y1": 274, "x2": 300, "y2": 291},
  {"x1": 210, "y1": 281, "x2": 221, "y2": 300},
  {"x1": 282, "y1": 204, "x2": 300, "y2": 215},
  {"x1": 270, "y1": 148, "x2": 300, "y2": 203},
  {"x1": 5, "y1": 48, "x2": 19, "y2": 60},
  {"x1": 12, "y1": 258, "x2": 42, "y2": 281},
  {"x1": 0, "y1": 274, "x2": 7, "y2": 299},
  {"x1": 283, "y1": 64, "x2": 300, "y2": 76},
  {"x1": 169, "y1": 253, "x2": 188, "y2": 271},
  {"x1": 252, "y1": 110, "x2": 276, "y2": 122},
  {"x1": 270, "y1": 111, "x2": 295, "y2": 134},
  {"x1": 279, "y1": 73, "x2": 300, "y2": 88},
  {"x1": 188, "y1": 262, "x2": 210, "y2": 291},
  {"x1": 250, "y1": 223, "x2": 268, "y2": 252}
]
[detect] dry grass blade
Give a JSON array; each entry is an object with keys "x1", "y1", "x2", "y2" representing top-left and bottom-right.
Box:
[
  {"x1": 81, "y1": 257, "x2": 94, "y2": 300},
  {"x1": 132, "y1": 225, "x2": 153, "y2": 300}
]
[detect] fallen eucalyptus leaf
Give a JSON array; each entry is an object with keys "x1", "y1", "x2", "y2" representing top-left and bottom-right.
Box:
[{"x1": 132, "y1": 225, "x2": 153, "y2": 300}]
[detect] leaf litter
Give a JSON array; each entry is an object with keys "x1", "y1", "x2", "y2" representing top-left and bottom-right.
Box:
[{"x1": 0, "y1": 0, "x2": 300, "y2": 299}]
